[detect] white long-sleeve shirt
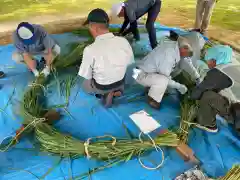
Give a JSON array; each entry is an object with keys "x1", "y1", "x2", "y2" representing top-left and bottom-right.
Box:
[{"x1": 138, "y1": 38, "x2": 200, "y2": 81}]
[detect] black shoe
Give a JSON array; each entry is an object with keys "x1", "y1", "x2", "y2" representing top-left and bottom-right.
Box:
[
  {"x1": 0, "y1": 71, "x2": 5, "y2": 78},
  {"x1": 147, "y1": 96, "x2": 160, "y2": 109},
  {"x1": 95, "y1": 94, "x2": 102, "y2": 99},
  {"x1": 191, "y1": 29, "x2": 201, "y2": 33},
  {"x1": 195, "y1": 123, "x2": 218, "y2": 133}
]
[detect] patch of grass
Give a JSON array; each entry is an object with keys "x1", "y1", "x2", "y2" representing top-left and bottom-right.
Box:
[
  {"x1": 163, "y1": 0, "x2": 240, "y2": 31},
  {"x1": 0, "y1": 0, "x2": 239, "y2": 31},
  {"x1": 0, "y1": 0, "x2": 120, "y2": 22}
]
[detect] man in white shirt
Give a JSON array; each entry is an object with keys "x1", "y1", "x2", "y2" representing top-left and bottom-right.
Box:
[
  {"x1": 78, "y1": 8, "x2": 134, "y2": 107},
  {"x1": 133, "y1": 34, "x2": 200, "y2": 109}
]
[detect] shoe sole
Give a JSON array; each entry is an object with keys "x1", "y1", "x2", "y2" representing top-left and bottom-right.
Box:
[
  {"x1": 195, "y1": 124, "x2": 218, "y2": 133},
  {"x1": 113, "y1": 91, "x2": 122, "y2": 97}
]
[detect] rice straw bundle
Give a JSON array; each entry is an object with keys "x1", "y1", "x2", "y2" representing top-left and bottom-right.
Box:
[
  {"x1": 0, "y1": 29, "x2": 180, "y2": 175},
  {"x1": 53, "y1": 40, "x2": 92, "y2": 69},
  {"x1": 10, "y1": 36, "x2": 180, "y2": 170},
  {"x1": 21, "y1": 74, "x2": 47, "y2": 125},
  {"x1": 178, "y1": 97, "x2": 198, "y2": 144},
  {"x1": 174, "y1": 72, "x2": 198, "y2": 144},
  {"x1": 20, "y1": 40, "x2": 91, "y2": 126},
  {"x1": 220, "y1": 165, "x2": 240, "y2": 180},
  {"x1": 36, "y1": 123, "x2": 179, "y2": 161}
]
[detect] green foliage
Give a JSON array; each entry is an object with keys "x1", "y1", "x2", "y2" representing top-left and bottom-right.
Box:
[{"x1": 174, "y1": 72, "x2": 198, "y2": 143}]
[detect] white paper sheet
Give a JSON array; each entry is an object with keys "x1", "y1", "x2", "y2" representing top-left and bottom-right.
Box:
[{"x1": 129, "y1": 110, "x2": 161, "y2": 134}]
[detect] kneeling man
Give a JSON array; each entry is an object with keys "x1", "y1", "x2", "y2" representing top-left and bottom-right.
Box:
[
  {"x1": 134, "y1": 35, "x2": 200, "y2": 109},
  {"x1": 78, "y1": 9, "x2": 134, "y2": 107},
  {"x1": 12, "y1": 22, "x2": 60, "y2": 77}
]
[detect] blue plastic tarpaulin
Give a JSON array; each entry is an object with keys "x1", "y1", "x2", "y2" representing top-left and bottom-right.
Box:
[{"x1": 0, "y1": 24, "x2": 239, "y2": 180}]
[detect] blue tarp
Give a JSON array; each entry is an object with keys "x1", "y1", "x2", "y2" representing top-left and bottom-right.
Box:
[{"x1": 0, "y1": 24, "x2": 239, "y2": 180}]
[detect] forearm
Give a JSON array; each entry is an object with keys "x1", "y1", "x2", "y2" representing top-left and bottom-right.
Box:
[
  {"x1": 119, "y1": 19, "x2": 129, "y2": 34},
  {"x1": 23, "y1": 53, "x2": 35, "y2": 71},
  {"x1": 168, "y1": 78, "x2": 188, "y2": 94},
  {"x1": 44, "y1": 49, "x2": 53, "y2": 67},
  {"x1": 168, "y1": 79, "x2": 183, "y2": 89},
  {"x1": 180, "y1": 58, "x2": 200, "y2": 81},
  {"x1": 123, "y1": 21, "x2": 140, "y2": 40}
]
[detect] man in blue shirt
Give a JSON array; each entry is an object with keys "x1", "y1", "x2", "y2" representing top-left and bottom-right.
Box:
[
  {"x1": 111, "y1": 0, "x2": 161, "y2": 49},
  {"x1": 12, "y1": 22, "x2": 61, "y2": 77}
]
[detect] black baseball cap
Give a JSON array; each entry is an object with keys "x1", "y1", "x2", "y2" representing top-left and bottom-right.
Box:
[{"x1": 83, "y1": 8, "x2": 109, "y2": 25}]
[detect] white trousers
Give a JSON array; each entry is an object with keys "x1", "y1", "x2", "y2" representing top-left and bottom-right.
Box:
[
  {"x1": 195, "y1": 0, "x2": 216, "y2": 31},
  {"x1": 136, "y1": 71, "x2": 186, "y2": 103},
  {"x1": 12, "y1": 44, "x2": 61, "y2": 63},
  {"x1": 136, "y1": 72, "x2": 169, "y2": 103}
]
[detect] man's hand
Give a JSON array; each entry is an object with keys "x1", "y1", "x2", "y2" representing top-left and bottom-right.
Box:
[
  {"x1": 32, "y1": 69, "x2": 39, "y2": 77},
  {"x1": 23, "y1": 53, "x2": 36, "y2": 71},
  {"x1": 113, "y1": 32, "x2": 122, "y2": 36},
  {"x1": 178, "y1": 85, "x2": 188, "y2": 95},
  {"x1": 41, "y1": 66, "x2": 50, "y2": 77},
  {"x1": 44, "y1": 48, "x2": 53, "y2": 67},
  {"x1": 196, "y1": 78, "x2": 202, "y2": 86}
]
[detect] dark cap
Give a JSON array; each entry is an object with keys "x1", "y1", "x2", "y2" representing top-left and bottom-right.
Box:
[{"x1": 83, "y1": 8, "x2": 109, "y2": 25}]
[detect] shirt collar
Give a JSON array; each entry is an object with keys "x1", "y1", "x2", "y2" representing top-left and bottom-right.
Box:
[{"x1": 95, "y1": 33, "x2": 114, "y2": 41}]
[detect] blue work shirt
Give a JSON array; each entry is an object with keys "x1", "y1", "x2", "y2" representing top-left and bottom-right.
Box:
[{"x1": 13, "y1": 24, "x2": 56, "y2": 54}]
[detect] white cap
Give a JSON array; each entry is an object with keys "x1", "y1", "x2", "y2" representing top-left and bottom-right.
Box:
[
  {"x1": 111, "y1": 3, "x2": 124, "y2": 17},
  {"x1": 18, "y1": 26, "x2": 33, "y2": 40},
  {"x1": 178, "y1": 36, "x2": 192, "y2": 51}
]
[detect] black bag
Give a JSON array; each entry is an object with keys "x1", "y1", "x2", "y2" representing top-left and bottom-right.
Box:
[{"x1": 190, "y1": 68, "x2": 233, "y2": 100}]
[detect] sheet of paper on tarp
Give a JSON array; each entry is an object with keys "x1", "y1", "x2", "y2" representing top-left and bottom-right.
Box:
[{"x1": 129, "y1": 110, "x2": 161, "y2": 134}]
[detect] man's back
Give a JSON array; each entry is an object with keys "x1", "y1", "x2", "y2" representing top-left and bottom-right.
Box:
[
  {"x1": 124, "y1": 0, "x2": 156, "y2": 21},
  {"x1": 79, "y1": 33, "x2": 134, "y2": 85},
  {"x1": 137, "y1": 38, "x2": 180, "y2": 77}
]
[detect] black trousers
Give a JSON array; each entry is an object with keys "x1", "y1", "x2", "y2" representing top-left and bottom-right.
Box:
[
  {"x1": 197, "y1": 91, "x2": 233, "y2": 127},
  {"x1": 146, "y1": 0, "x2": 161, "y2": 49}
]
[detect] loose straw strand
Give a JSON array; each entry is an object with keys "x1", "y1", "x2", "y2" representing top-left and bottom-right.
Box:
[
  {"x1": 0, "y1": 117, "x2": 46, "y2": 152},
  {"x1": 28, "y1": 83, "x2": 47, "y2": 95}
]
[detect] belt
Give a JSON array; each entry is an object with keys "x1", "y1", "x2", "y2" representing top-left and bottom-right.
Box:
[{"x1": 93, "y1": 77, "x2": 125, "y2": 91}]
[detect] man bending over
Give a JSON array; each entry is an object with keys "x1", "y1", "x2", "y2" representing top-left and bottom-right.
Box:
[{"x1": 12, "y1": 22, "x2": 60, "y2": 77}]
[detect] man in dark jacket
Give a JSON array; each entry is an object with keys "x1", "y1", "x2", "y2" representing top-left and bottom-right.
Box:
[
  {"x1": 190, "y1": 68, "x2": 240, "y2": 135},
  {"x1": 111, "y1": 0, "x2": 161, "y2": 49}
]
